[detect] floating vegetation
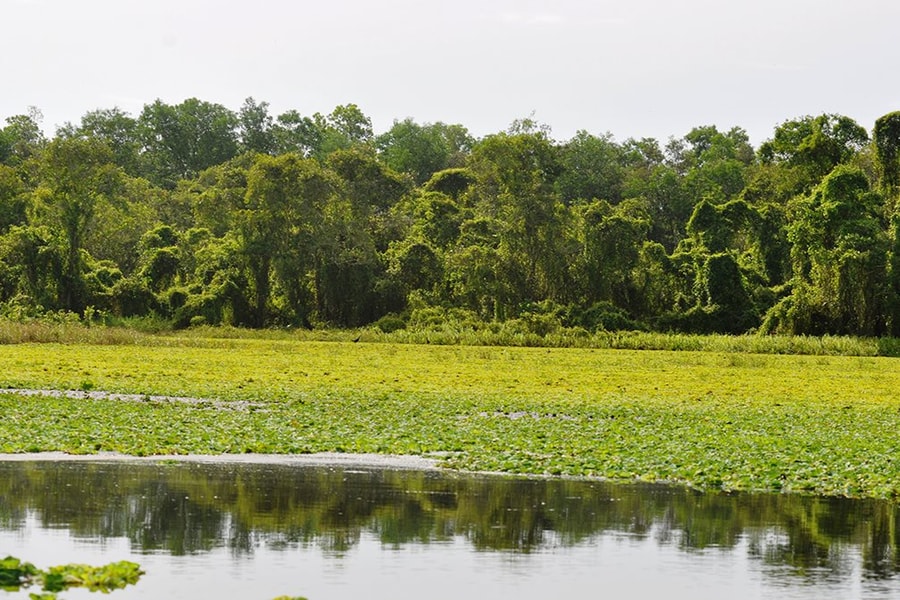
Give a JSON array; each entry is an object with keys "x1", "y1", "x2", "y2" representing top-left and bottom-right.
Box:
[
  {"x1": 0, "y1": 556, "x2": 142, "y2": 598},
  {"x1": 1, "y1": 337, "x2": 899, "y2": 498}
]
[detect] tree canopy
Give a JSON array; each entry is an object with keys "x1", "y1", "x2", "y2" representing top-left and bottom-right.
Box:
[{"x1": 1, "y1": 99, "x2": 899, "y2": 337}]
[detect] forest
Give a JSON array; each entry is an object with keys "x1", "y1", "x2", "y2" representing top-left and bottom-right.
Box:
[{"x1": 1, "y1": 98, "x2": 899, "y2": 337}]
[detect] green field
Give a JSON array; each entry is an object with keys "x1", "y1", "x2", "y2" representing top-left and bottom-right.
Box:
[{"x1": 1, "y1": 332, "x2": 900, "y2": 498}]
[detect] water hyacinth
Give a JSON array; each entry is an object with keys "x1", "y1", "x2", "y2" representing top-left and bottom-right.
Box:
[{"x1": 0, "y1": 333, "x2": 899, "y2": 498}]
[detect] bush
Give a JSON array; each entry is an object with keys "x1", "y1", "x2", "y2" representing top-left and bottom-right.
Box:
[
  {"x1": 373, "y1": 313, "x2": 407, "y2": 333},
  {"x1": 568, "y1": 301, "x2": 644, "y2": 332},
  {"x1": 109, "y1": 277, "x2": 157, "y2": 318}
]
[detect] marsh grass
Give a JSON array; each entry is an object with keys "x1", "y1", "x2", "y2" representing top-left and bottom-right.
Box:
[
  {"x1": 369, "y1": 327, "x2": 892, "y2": 356},
  {"x1": 0, "y1": 319, "x2": 146, "y2": 346},
  {"x1": 1, "y1": 317, "x2": 896, "y2": 356}
]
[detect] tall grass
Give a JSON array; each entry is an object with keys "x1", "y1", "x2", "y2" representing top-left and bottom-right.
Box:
[
  {"x1": 0, "y1": 316, "x2": 896, "y2": 357},
  {"x1": 370, "y1": 327, "x2": 894, "y2": 357},
  {"x1": 0, "y1": 319, "x2": 146, "y2": 345}
]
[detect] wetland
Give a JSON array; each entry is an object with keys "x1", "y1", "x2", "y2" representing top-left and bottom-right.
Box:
[{"x1": 3, "y1": 331, "x2": 900, "y2": 597}]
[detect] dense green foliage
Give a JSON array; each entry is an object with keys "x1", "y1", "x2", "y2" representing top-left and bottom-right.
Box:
[
  {"x1": 2, "y1": 338, "x2": 900, "y2": 498},
  {"x1": 2, "y1": 101, "x2": 900, "y2": 336}
]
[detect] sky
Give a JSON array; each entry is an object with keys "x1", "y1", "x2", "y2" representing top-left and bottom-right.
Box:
[{"x1": 3, "y1": 0, "x2": 899, "y2": 148}]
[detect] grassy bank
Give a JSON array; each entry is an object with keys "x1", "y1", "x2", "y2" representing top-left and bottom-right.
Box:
[
  {"x1": 2, "y1": 330, "x2": 900, "y2": 499},
  {"x1": 3, "y1": 317, "x2": 900, "y2": 356}
]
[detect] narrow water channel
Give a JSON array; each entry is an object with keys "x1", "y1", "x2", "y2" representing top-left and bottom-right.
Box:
[{"x1": 1, "y1": 458, "x2": 898, "y2": 599}]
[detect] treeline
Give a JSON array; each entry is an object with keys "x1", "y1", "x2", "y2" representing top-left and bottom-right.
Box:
[{"x1": 1, "y1": 99, "x2": 899, "y2": 336}]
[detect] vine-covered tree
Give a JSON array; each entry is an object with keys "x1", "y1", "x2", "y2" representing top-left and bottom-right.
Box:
[
  {"x1": 0, "y1": 97, "x2": 897, "y2": 337},
  {"x1": 30, "y1": 137, "x2": 124, "y2": 312},
  {"x1": 874, "y1": 112, "x2": 900, "y2": 193}
]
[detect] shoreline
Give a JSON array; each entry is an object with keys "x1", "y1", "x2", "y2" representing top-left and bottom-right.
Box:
[{"x1": 0, "y1": 451, "x2": 442, "y2": 470}]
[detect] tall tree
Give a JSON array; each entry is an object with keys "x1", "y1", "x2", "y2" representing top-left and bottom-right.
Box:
[
  {"x1": 0, "y1": 165, "x2": 27, "y2": 233},
  {"x1": 59, "y1": 108, "x2": 142, "y2": 175},
  {"x1": 676, "y1": 125, "x2": 755, "y2": 202},
  {"x1": 759, "y1": 114, "x2": 868, "y2": 190},
  {"x1": 466, "y1": 131, "x2": 571, "y2": 307},
  {"x1": 0, "y1": 108, "x2": 46, "y2": 166},
  {"x1": 574, "y1": 199, "x2": 650, "y2": 308},
  {"x1": 767, "y1": 165, "x2": 890, "y2": 335},
  {"x1": 34, "y1": 137, "x2": 122, "y2": 312},
  {"x1": 556, "y1": 131, "x2": 625, "y2": 205},
  {"x1": 275, "y1": 104, "x2": 375, "y2": 160},
  {"x1": 138, "y1": 98, "x2": 239, "y2": 187},
  {"x1": 376, "y1": 118, "x2": 474, "y2": 185},
  {"x1": 326, "y1": 148, "x2": 409, "y2": 214},
  {"x1": 272, "y1": 110, "x2": 323, "y2": 158},
  {"x1": 238, "y1": 97, "x2": 276, "y2": 155},
  {"x1": 874, "y1": 111, "x2": 900, "y2": 194},
  {"x1": 240, "y1": 153, "x2": 336, "y2": 326},
  {"x1": 327, "y1": 104, "x2": 373, "y2": 146}
]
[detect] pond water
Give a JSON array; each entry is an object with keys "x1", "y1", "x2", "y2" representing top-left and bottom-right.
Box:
[{"x1": 1, "y1": 458, "x2": 900, "y2": 599}]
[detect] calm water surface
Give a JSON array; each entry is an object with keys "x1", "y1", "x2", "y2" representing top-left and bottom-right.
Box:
[{"x1": 1, "y1": 459, "x2": 899, "y2": 599}]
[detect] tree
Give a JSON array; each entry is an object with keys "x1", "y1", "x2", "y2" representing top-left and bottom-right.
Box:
[
  {"x1": 271, "y1": 110, "x2": 323, "y2": 158},
  {"x1": 138, "y1": 98, "x2": 239, "y2": 187},
  {"x1": 240, "y1": 153, "x2": 337, "y2": 326},
  {"x1": 638, "y1": 164, "x2": 691, "y2": 252},
  {"x1": 33, "y1": 137, "x2": 123, "y2": 312},
  {"x1": 304, "y1": 103, "x2": 374, "y2": 159},
  {"x1": 445, "y1": 217, "x2": 507, "y2": 319},
  {"x1": 313, "y1": 149, "x2": 408, "y2": 325},
  {"x1": 376, "y1": 118, "x2": 474, "y2": 185},
  {"x1": 327, "y1": 103, "x2": 373, "y2": 146},
  {"x1": 574, "y1": 199, "x2": 649, "y2": 308},
  {"x1": 136, "y1": 224, "x2": 181, "y2": 292},
  {"x1": 273, "y1": 104, "x2": 376, "y2": 160},
  {"x1": 238, "y1": 97, "x2": 276, "y2": 155},
  {"x1": 874, "y1": 111, "x2": 900, "y2": 193},
  {"x1": 422, "y1": 168, "x2": 475, "y2": 200},
  {"x1": 693, "y1": 251, "x2": 758, "y2": 333},
  {"x1": 766, "y1": 165, "x2": 890, "y2": 335},
  {"x1": 325, "y1": 148, "x2": 409, "y2": 214},
  {"x1": 556, "y1": 130, "x2": 625, "y2": 204},
  {"x1": 466, "y1": 131, "x2": 572, "y2": 307},
  {"x1": 0, "y1": 108, "x2": 46, "y2": 166},
  {"x1": 0, "y1": 165, "x2": 27, "y2": 233},
  {"x1": 619, "y1": 137, "x2": 693, "y2": 251},
  {"x1": 387, "y1": 240, "x2": 443, "y2": 295},
  {"x1": 889, "y1": 211, "x2": 900, "y2": 335},
  {"x1": 399, "y1": 190, "x2": 464, "y2": 249},
  {"x1": 0, "y1": 225, "x2": 64, "y2": 312},
  {"x1": 84, "y1": 175, "x2": 160, "y2": 276},
  {"x1": 677, "y1": 126, "x2": 755, "y2": 202},
  {"x1": 188, "y1": 154, "x2": 255, "y2": 236},
  {"x1": 59, "y1": 108, "x2": 142, "y2": 175},
  {"x1": 679, "y1": 126, "x2": 755, "y2": 167},
  {"x1": 759, "y1": 114, "x2": 868, "y2": 190}
]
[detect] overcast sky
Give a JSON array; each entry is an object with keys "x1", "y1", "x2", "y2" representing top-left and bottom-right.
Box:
[{"x1": 3, "y1": 0, "x2": 899, "y2": 147}]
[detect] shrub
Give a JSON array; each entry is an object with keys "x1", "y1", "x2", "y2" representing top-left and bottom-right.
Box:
[{"x1": 373, "y1": 313, "x2": 407, "y2": 333}]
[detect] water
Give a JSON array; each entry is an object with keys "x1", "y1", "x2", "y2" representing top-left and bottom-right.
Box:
[{"x1": 1, "y1": 458, "x2": 899, "y2": 599}]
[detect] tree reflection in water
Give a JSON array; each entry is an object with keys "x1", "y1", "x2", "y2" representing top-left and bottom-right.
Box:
[{"x1": 0, "y1": 459, "x2": 898, "y2": 582}]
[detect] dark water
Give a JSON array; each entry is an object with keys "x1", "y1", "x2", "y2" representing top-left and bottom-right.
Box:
[{"x1": 1, "y1": 459, "x2": 899, "y2": 599}]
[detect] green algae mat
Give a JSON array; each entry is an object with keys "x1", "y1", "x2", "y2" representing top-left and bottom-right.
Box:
[{"x1": 1, "y1": 339, "x2": 899, "y2": 498}]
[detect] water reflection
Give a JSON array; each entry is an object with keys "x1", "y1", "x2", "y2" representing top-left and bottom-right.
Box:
[{"x1": 1, "y1": 459, "x2": 899, "y2": 596}]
